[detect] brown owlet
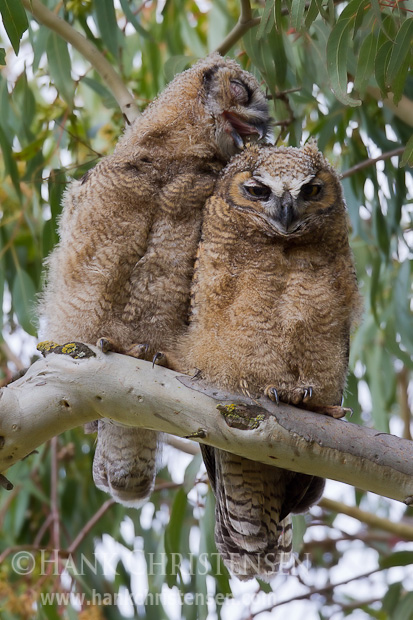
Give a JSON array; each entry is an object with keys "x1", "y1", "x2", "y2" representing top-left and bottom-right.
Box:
[
  {"x1": 38, "y1": 54, "x2": 271, "y2": 507},
  {"x1": 174, "y1": 143, "x2": 361, "y2": 579}
]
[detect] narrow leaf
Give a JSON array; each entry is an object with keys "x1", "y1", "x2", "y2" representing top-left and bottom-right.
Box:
[
  {"x1": 82, "y1": 76, "x2": 117, "y2": 109},
  {"x1": 305, "y1": 0, "x2": 321, "y2": 29},
  {"x1": 0, "y1": 48, "x2": 5, "y2": 65},
  {"x1": 375, "y1": 40, "x2": 392, "y2": 96},
  {"x1": 326, "y1": 17, "x2": 361, "y2": 106},
  {"x1": 11, "y1": 268, "x2": 37, "y2": 336},
  {"x1": 0, "y1": 0, "x2": 29, "y2": 54},
  {"x1": 0, "y1": 123, "x2": 21, "y2": 197},
  {"x1": 400, "y1": 135, "x2": 413, "y2": 168},
  {"x1": 380, "y1": 551, "x2": 413, "y2": 569},
  {"x1": 386, "y1": 18, "x2": 413, "y2": 89},
  {"x1": 394, "y1": 261, "x2": 413, "y2": 357},
  {"x1": 119, "y1": 0, "x2": 150, "y2": 39},
  {"x1": 257, "y1": 0, "x2": 275, "y2": 40},
  {"x1": 354, "y1": 32, "x2": 377, "y2": 95},
  {"x1": 46, "y1": 33, "x2": 74, "y2": 106},
  {"x1": 94, "y1": 0, "x2": 119, "y2": 59},
  {"x1": 291, "y1": 0, "x2": 307, "y2": 32}
]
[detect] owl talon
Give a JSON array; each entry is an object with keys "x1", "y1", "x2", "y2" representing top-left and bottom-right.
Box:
[
  {"x1": 267, "y1": 387, "x2": 279, "y2": 405},
  {"x1": 126, "y1": 343, "x2": 150, "y2": 359},
  {"x1": 97, "y1": 337, "x2": 114, "y2": 353},
  {"x1": 303, "y1": 387, "x2": 313, "y2": 402},
  {"x1": 152, "y1": 352, "x2": 167, "y2": 368}
]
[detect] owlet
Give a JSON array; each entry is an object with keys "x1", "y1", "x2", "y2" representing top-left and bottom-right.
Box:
[
  {"x1": 174, "y1": 143, "x2": 361, "y2": 579},
  {"x1": 39, "y1": 54, "x2": 271, "y2": 507}
]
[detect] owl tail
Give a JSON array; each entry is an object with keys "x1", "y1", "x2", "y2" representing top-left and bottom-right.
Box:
[
  {"x1": 202, "y1": 446, "x2": 293, "y2": 581},
  {"x1": 92, "y1": 420, "x2": 159, "y2": 508}
]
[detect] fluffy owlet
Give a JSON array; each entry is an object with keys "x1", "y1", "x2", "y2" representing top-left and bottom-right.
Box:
[
  {"x1": 39, "y1": 54, "x2": 270, "y2": 507},
  {"x1": 174, "y1": 143, "x2": 361, "y2": 579}
]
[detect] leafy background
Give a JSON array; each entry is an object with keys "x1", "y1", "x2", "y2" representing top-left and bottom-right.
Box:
[{"x1": 0, "y1": 0, "x2": 412, "y2": 618}]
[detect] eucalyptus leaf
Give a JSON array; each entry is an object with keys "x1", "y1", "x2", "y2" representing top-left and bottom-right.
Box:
[{"x1": 0, "y1": 0, "x2": 28, "y2": 54}]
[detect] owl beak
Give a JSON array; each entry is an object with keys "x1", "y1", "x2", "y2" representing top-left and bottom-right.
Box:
[
  {"x1": 274, "y1": 191, "x2": 297, "y2": 232},
  {"x1": 222, "y1": 110, "x2": 266, "y2": 148}
]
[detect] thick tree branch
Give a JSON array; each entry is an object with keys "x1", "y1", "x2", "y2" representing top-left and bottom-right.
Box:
[
  {"x1": 21, "y1": 0, "x2": 139, "y2": 124},
  {"x1": 1, "y1": 348, "x2": 413, "y2": 505}
]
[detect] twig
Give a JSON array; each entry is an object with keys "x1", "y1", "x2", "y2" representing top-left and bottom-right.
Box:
[
  {"x1": 253, "y1": 568, "x2": 382, "y2": 614},
  {"x1": 215, "y1": 0, "x2": 261, "y2": 55},
  {"x1": 0, "y1": 342, "x2": 26, "y2": 372},
  {"x1": 398, "y1": 367, "x2": 412, "y2": 441},
  {"x1": 67, "y1": 498, "x2": 115, "y2": 553},
  {"x1": 341, "y1": 146, "x2": 406, "y2": 179},
  {"x1": 21, "y1": 0, "x2": 139, "y2": 124},
  {"x1": 319, "y1": 497, "x2": 413, "y2": 539},
  {"x1": 165, "y1": 436, "x2": 199, "y2": 455},
  {"x1": 0, "y1": 473, "x2": 13, "y2": 490},
  {"x1": 50, "y1": 437, "x2": 60, "y2": 549}
]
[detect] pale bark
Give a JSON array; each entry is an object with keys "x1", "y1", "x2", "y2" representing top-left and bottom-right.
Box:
[{"x1": 1, "y1": 347, "x2": 413, "y2": 505}]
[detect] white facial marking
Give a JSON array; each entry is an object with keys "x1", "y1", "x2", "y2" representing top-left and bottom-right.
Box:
[{"x1": 255, "y1": 170, "x2": 315, "y2": 198}]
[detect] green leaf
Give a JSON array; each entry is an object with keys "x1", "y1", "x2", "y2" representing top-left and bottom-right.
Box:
[
  {"x1": 164, "y1": 55, "x2": 197, "y2": 83},
  {"x1": 400, "y1": 134, "x2": 413, "y2": 168},
  {"x1": 386, "y1": 18, "x2": 413, "y2": 89},
  {"x1": 0, "y1": 122, "x2": 21, "y2": 197},
  {"x1": 164, "y1": 487, "x2": 187, "y2": 587},
  {"x1": 380, "y1": 551, "x2": 413, "y2": 569},
  {"x1": 94, "y1": 0, "x2": 120, "y2": 59},
  {"x1": 394, "y1": 261, "x2": 413, "y2": 357},
  {"x1": 375, "y1": 40, "x2": 392, "y2": 96},
  {"x1": 119, "y1": 0, "x2": 150, "y2": 39},
  {"x1": 12, "y1": 268, "x2": 37, "y2": 336},
  {"x1": 354, "y1": 32, "x2": 377, "y2": 95},
  {"x1": 46, "y1": 33, "x2": 74, "y2": 107},
  {"x1": 305, "y1": 0, "x2": 321, "y2": 29},
  {"x1": 0, "y1": 0, "x2": 29, "y2": 54},
  {"x1": 257, "y1": 0, "x2": 275, "y2": 40},
  {"x1": 0, "y1": 48, "x2": 5, "y2": 65},
  {"x1": 82, "y1": 76, "x2": 117, "y2": 109},
  {"x1": 291, "y1": 0, "x2": 307, "y2": 32},
  {"x1": 326, "y1": 9, "x2": 362, "y2": 106},
  {"x1": 382, "y1": 582, "x2": 403, "y2": 615}
]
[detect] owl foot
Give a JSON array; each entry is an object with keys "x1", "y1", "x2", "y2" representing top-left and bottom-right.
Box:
[
  {"x1": 97, "y1": 338, "x2": 150, "y2": 360},
  {"x1": 264, "y1": 385, "x2": 314, "y2": 406}
]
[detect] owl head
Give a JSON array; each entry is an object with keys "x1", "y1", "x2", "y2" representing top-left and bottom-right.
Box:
[
  {"x1": 134, "y1": 53, "x2": 271, "y2": 161},
  {"x1": 219, "y1": 142, "x2": 345, "y2": 238},
  {"x1": 199, "y1": 54, "x2": 272, "y2": 159}
]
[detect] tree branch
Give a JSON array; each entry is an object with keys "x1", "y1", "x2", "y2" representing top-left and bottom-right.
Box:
[
  {"x1": 1, "y1": 348, "x2": 413, "y2": 505},
  {"x1": 319, "y1": 497, "x2": 413, "y2": 539},
  {"x1": 341, "y1": 146, "x2": 406, "y2": 179},
  {"x1": 214, "y1": 0, "x2": 260, "y2": 55},
  {"x1": 21, "y1": 0, "x2": 139, "y2": 124}
]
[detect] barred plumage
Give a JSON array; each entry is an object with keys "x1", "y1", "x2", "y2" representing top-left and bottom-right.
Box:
[{"x1": 174, "y1": 142, "x2": 361, "y2": 579}]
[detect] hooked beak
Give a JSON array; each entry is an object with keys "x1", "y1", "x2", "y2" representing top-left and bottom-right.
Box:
[
  {"x1": 222, "y1": 110, "x2": 267, "y2": 149},
  {"x1": 273, "y1": 191, "x2": 298, "y2": 232}
]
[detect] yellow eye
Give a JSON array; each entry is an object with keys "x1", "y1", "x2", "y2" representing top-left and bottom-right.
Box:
[
  {"x1": 244, "y1": 183, "x2": 271, "y2": 200},
  {"x1": 300, "y1": 183, "x2": 321, "y2": 199}
]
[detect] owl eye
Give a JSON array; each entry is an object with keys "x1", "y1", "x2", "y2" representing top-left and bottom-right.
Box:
[
  {"x1": 243, "y1": 182, "x2": 271, "y2": 200},
  {"x1": 300, "y1": 183, "x2": 322, "y2": 199},
  {"x1": 230, "y1": 79, "x2": 249, "y2": 104}
]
